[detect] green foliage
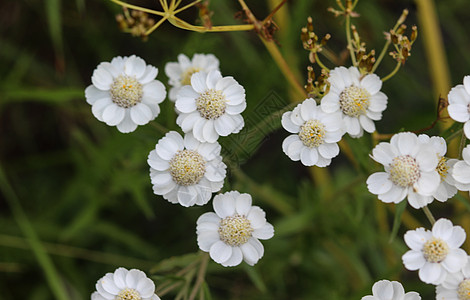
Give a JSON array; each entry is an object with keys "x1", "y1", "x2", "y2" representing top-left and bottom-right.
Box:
[{"x1": 1, "y1": 0, "x2": 469, "y2": 299}]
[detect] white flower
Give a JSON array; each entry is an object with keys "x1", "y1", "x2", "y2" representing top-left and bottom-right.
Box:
[
  {"x1": 175, "y1": 70, "x2": 246, "y2": 143},
  {"x1": 148, "y1": 131, "x2": 226, "y2": 207},
  {"x1": 164, "y1": 53, "x2": 220, "y2": 101},
  {"x1": 321, "y1": 66, "x2": 388, "y2": 138},
  {"x1": 452, "y1": 145, "x2": 470, "y2": 191},
  {"x1": 281, "y1": 98, "x2": 343, "y2": 167},
  {"x1": 436, "y1": 256, "x2": 470, "y2": 300},
  {"x1": 417, "y1": 134, "x2": 458, "y2": 202},
  {"x1": 92, "y1": 267, "x2": 160, "y2": 300},
  {"x1": 402, "y1": 218, "x2": 467, "y2": 285},
  {"x1": 196, "y1": 191, "x2": 274, "y2": 267},
  {"x1": 361, "y1": 280, "x2": 421, "y2": 300},
  {"x1": 447, "y1": 75, "x2": 470, "y2": 139},
  {"x1": 366, "y1": 132, "x2": 440, "y2": 209},
  {"x1": 85, "y1": 55, "x2": 166, "y2": 133}
]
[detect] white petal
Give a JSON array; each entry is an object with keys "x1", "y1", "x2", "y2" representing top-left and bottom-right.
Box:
[
  {"x1": 136, "y1": 278, "x2": 155, "y2": 298},
  {"x1": 366, "y1": 172, "x2": 393, "y2": 195},
  {"x1": 464, "y1": 121, "x2": 470, "y2": 140},
  {"x1": 206, "y1": 70, "x2": 223, "y2": 89},
  {"x1": 139, "y1": 66, "x2": 158, "y2": 84},
  {"x1": 300, "y1": 147, "x2": 319, "y2": 166},
  {"x1": 240, "y1": 242, "x2": 260, "y2": 266},
  {"x1": 281, "y1": 112, "x2": 300, "y2": 133},
  {"x1": 225, "y1": 102, "x2": 247, "y2": 115},
  {"x1": 404, "y1": 228, "x2": 430, "y2": 251},
  {"x1": 210, "y1": 240, "x2": 233, "y2": 264},
  {"x1": 371, "y1": 142, "x2": 396, "y2": 165},
  {"x1": 130, "y1": 103, "x2": 153, "y2": 125},
  {"x1": 360, "y1": 73, "x2": 382, "y2": 94},
  {"x1": 394, "y1": 132, "x2": 419, "y2": 156},
  {"x1": 402, "y1": 251, "x2": 426, "y2": 271},
  {"x1": 320, "y1": 92, "x2": 340, "y2": 113},
  {"x1": 214, "y1": 114, "x2": 237, "y2": 136},
  {"x1": 203, "y1": 120, "x2": 219, "y2": 142},
  {"x1": 180, "y1": 113, "x2": 201, "y2": 133},
  {"x1": 300, "y1": 98, "x2": 317, "y2": 120},
  {"x1": 101, "y1": 273, "x2": 120, "y2": 294},
  {"x1": 442, "y1": 249, "x2": 468, "y2": 273},
  {"x1": 91, "y1": 98, "x2": 113, "y2": 122},
  {"x1": 197, "y1": 231, "x2": 220, "y2": 252},
  {"x1": 213, "y1": 194, "x2": 236, "y2": 218},
  {"x1": 359, "y1": 115, "x2": 375, "y2": 133},
  {"x1": 221, "y1": 246, "x2": 243, "y2": 267},
  {"x1": 191, "y1": 71, "x2": 208, "y2": 93},
  {"x1": 175, "y1": 96, "x2": 197, "y2": 113},
  {"x1": 142, "y1": 81, "x2": 166, "y2": 104},
  {"x1": 418, "y1": 263, "x2": 444, "y2": 284},
  {"x1": 113, "y1": 268, "x2": 128, "y2": 289},
  {"x1": 368, "y1": 92, "x2": 388, "y2": 113},
  {"x1": 92, "y1": 67, "x2": 114, "y2": 91},
  {"x1": 432, "y1": 218, "x2": 454, "y2": 240},
  {"x1": 235, "y1": 193, "x2": 252, "y2": 216},
  {"x1": 318, "y1": 142, "x2": 339, "y2": 159},
  {"x1": 253, "y1": 223, "x2": 274, "y2": 240},
  {"x1": 372, "y1": 280, "x2": 393, "y2": 298},
  {"x1": 379, "y1": 185, "x2": 407, "y2": 203},
  {"x1": 447, "y1": 226, "x2": 466, "y2": 248},
  {"x1": 247, "y1": 206, "x2": 266, "y2": 229},
  {"x1": 85, "y1": 85, "x2": 110, "y2": 105},
  {"x1": 125, "y1": 269, "x2": 146, "y2": 289},
  {"x1": 344, "y1": 116, "x2": 361, "y2": 136},
  {"x1": 414, "y1": 171, "x2": 440, "y2": 196},
  {"x1": 453, "y1": 161, "x2": 470, "y2": 184},
  {"x1": 407, "y1": 191, "x2": 433, "y2": 209},
  {"x1": 124, "y1": 55, "x2": 146, "y2": 78},
  {"x1": 116, "y1": 111, "x2": 138, "y2": 133},
  {"x1": 102, "y1": 104, "x2": 126, "y2": 126}
]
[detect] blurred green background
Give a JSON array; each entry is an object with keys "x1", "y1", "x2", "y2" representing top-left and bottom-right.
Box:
[{"x1": 1, "y1": 0, "x2": 470, "y2": 299}]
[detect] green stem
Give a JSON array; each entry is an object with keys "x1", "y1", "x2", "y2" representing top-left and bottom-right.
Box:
[
  {"x1": 315, "y1": 52, "x2": 330, "y2": 71},
  {"x1": 381, "y1": 61, "x2": 401, "y2": 82},
  {"x1": 422, "y1": 206, "x2": 436, "y2": 225},
  {"x1": 458, "y1": 130, "x2": 467, "y2": 159},
  {"x1": 345, "y1": 15, "x2": 357, "y2": 66},
  {"x1": 0, "y1": 166, "x2": 69, "y2": 300},
  {"x1": 188, "y1": 253, "x2": 209, "y2": 300}
]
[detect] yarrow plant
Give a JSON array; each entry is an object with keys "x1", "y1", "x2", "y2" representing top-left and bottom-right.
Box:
[
  {"x1": 148, "y1": 131, "x2": 226, "y2": 207},
  {"x1": 74, "y1": 0, "x2": 470, "y2": 299},
  {"x1": 281, "y1": 98, "x2": 343, "y2": 167},
  {"x1": 367, "y1": 132, "x2": 441, "y2": 209},
  {"x1": 402, "y1": 218, "x2": 467, "y2": 285},
  {"x1": 196, "y1": 191, "x2": 274, "y2": 267},
  {"x1": 361, "y1": 280, "x2": 421, "y2": 300},
  {"x1": 321, "y1": 66, "x2": 388, "y2": 138},
  {"x1": 165, "y1": 53, "x2": 220, "y2": 102},
  {"x1": 85, "y1": 55, "x2": 166, "y2": 133},
  {"x1": 92, "y1": 267, "x2": 160, "y2": 300},
  {"x1": 175, "y1": 70, "x2": 246, "y2": 143}
]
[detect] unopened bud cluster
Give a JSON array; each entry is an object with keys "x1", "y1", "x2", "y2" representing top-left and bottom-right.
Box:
[{"x1": 116, "y1": 8, "x2": 156, "y2": 41}]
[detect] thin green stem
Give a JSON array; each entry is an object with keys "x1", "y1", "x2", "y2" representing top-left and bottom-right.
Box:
[
  {"x1": 109, "y1": 0, "x2": 165, "y2": 16},
  {"x1": 351, "y1": 0, "x2": 359, "y2": 9},
  {"x1": 159, "y1": 0, "x2": 168, "y2": 11},
  {"x1": 315, "y1": 52, "x2": 330, "y2": 71},
  {"x1": 145, "y1": 16, "x2": 169, "y2": 35},
  {"x1": 174, "y1": 0, "x2": 202, "y2": 14},
  {"x1": 345, "y1": 15, "x2": 357, "y2": 66},
  {"x1": 168, "y1": 16, "x2": 254, "y2": 32},
  {"x1": 381, "y1": 61, "x2": 401, "y2": 82},
  {"x1": 458, "y1": 130, "x2": 467, "y2": 159},
  {"x1": 188, "y1": 253, "x2": 209, "y2": 300},
  {"x1": 335, "y1": 0, "x2": 345, "y2": 10},
  {"x1": 422, "y1": 206, "x2": 436, "y2": 225},
  {"x1": 0, "y1": 166, "x2": 69, "y2": 300}
]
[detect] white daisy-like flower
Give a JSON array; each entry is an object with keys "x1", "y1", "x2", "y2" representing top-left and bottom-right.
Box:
[
  {"x1": 164, "y1": 53, "x2": 220, "y2": 101},
  {"x1": 417, "y1": 134, "x2": 458, "y2": 202},
  {"x1": 361, "y1": 280, "x2": 421, "y2": 300},
  {"x1": 175, "y1": 70, "x2": 246, "y2": 143},
  {"x1": 366, "y1": 132, "x2": 441, "y2": 209},
  {"x1": 402, "y1": 218, "x2": 467, "y2": 285},
  {"x1": 92, "y1": 267, "x2": 160, "y2": 300},
  {"x1": 321, "y1": 66, "x2": 388, "y2": 138},
  {"x1": 436, "y1": 256, "x2": 470, "y2": 300},
  {"x1": 452, "y1": 145, "x2": 470, "y2": 191},
  {"x1": 196, "y1": 191, "x2": 274, "y2": 267},
  {"x1": 148, "y1": 131, "x2": 226, "y2": 207},
  {"x1": 447, "y1": 75, "x2": 470, "y2": 139},
  {"x1": 281, "y1": 98, "x2": 343, "y2": 167},
  {"x1": 85, "y1": 55, "x2": 166, "y2": 133}
]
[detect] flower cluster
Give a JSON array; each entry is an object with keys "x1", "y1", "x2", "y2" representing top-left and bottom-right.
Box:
[
  {"x1": 86, "y1": 53, "x2": 274, "y2": 298},
  {"x1": 281, "y1": 66, "x2": 388, "y2": 167}
]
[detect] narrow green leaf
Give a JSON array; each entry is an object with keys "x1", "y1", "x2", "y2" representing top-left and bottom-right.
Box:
[{"x1": 389, "y1": 201, "x2": 407, "y2": 243}]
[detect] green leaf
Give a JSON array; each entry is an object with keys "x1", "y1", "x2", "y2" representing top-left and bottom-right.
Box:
[
  {"x1": 243, "y1": 265, "x2": 267, "y2": 293},
  {"x1": 389, "y1": 201, "x2": 407, "y2": 243}
]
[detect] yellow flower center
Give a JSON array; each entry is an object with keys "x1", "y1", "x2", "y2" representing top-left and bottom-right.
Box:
[
  {"x1": 181, "y1": 67, "x2": 201, "y2": 86},
  {"x1": 298, "y1": 119, "x2": 326, "y2": 148},
  {"x1": 389, "y1": 155, "x2": 420, "y2": 187},
  {"x1": 437, "y1": 156, "x2": 449, "y2": 180},
  {"x1": 339, "y1": 85, "x2": 370, "y2": 117},
  {"x1": 458, "y1": 279, "x2": 470, "y2": 300},
  {"x1": 218, "y1": 214, "x2": 253, "y2": 247},
  {"x1": 116, "y1": 288, "x2": 141, "y2": 300},
  {"x1": 422, "y1": 237, "x2": 449, "y2": 263},
  {"x1": 195, "y1": 89, "x2": 227, "y2": 120},
  {"x1": 169, "y1": 150, "x2": 206, "y2": 186},
  {"x1": 110, "y1": 75, "x2": 143, "y2": 108}
]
